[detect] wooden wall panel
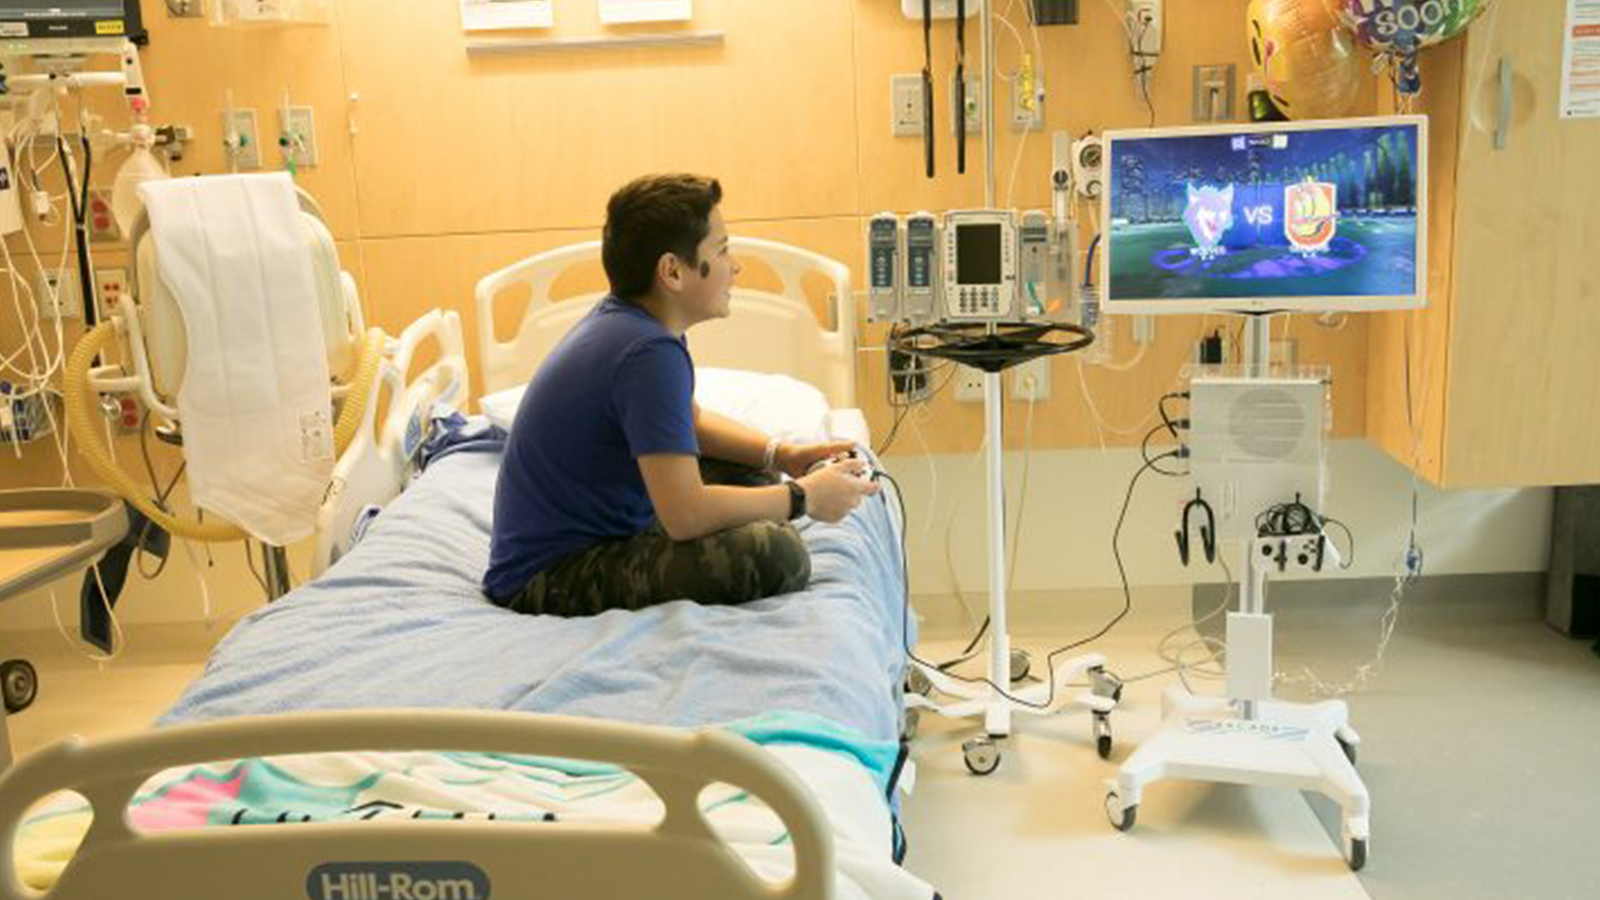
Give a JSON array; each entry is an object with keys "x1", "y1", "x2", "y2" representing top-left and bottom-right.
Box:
[
  {"x1": 1366, "y1": 43, "x2": 1464, "y2": 486},
  {"x1": 337, "y1": 0, "x2": 859, "y2": 237},
  {"x1": 3, "y1": 0, "x2": 1384, "y2": 467},
  {"x1": 1443, "y1": 1, "x2": 1600, "y2": 487}
]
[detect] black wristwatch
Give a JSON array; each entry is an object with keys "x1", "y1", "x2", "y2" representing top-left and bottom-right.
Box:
[{"x1": 786, "y1": 480, "x2": 807, "y2": 520}]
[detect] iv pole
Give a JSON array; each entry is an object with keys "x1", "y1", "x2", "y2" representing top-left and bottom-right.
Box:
[{"x1": 905, "y1": 0, "x2": 1119, "y2": 776}]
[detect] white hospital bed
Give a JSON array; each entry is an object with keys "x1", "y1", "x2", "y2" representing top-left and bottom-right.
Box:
[
  {"x1": 474, "y1": 237, "x2": 870, "y2": 445},
  {"x1": 0, "y1": 238, "x2": 932, "y2": 900}
]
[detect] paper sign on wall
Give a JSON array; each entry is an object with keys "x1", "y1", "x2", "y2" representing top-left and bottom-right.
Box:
[
  {"x1": 599, "y1": 0, "x2": 692, "y2": 25},
  {"x1": 1561, "y1": 0, "x2": 1600, "y2": 118},
  {"x1": 460, "y1": 0, "x2": 553, "y2": 31}
]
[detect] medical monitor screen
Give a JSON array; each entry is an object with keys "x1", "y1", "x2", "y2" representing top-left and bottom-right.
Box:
[
  {"x1": 1102, "y1": 116, "x2": 1426, "y2": 314},
  {"x1": 956, "y1": 223, "x2": 1003, "y2": 285},
  {"x1": 0, "y1": 1, "x2": 122, "y2": 15},
  {"x1": 0, "y1": 0, "x2": 135, "y2": 40}
]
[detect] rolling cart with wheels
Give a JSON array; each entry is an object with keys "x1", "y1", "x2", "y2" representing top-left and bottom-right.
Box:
[
  {"x1": 0, "y1": 489, "x2": 129, "y2": 769},
  {"x1": 894, "y1": 323, "x2": 1123, "y2": 774}
]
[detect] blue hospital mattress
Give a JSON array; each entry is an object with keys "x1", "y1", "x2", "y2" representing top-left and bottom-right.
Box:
[{"x1": 159, "y1": 449, "x2": 912, "y2": 769}]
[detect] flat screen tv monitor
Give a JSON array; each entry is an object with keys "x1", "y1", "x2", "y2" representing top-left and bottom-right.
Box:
[{"x1": 1100, "y1": 115, "x2": 1427, "y2": 315}]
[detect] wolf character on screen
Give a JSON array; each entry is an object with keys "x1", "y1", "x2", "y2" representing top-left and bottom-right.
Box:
[{"x1": 1184, "y1": 183, "x2": 1235, "y2": 262}]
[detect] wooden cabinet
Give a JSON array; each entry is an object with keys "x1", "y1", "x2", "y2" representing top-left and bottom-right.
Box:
[{"x1": 1368, "y1": 0, "x2": 1600, "y2": 488}]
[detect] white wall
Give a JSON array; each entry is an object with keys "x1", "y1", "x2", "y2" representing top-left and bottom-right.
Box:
[
  {"x1": 0, "y1": 533, "x2": 313, "y2": 633},
  {"x1": 2, "y1": 438, "x2": 1551, "y2": 638},
  {"x1": 883, "y1": 437, "x2": 1554, "y2": 599}
]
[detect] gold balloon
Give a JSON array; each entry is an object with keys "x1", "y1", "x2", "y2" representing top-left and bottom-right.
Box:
[{"x1": 1247, "y1": 0, "x2": 1363, "y2": 120}]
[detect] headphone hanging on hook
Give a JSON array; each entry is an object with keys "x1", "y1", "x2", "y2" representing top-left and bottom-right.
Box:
[{"x1": 1176, "y1": 489, "x2": 1217, "y2": 566}]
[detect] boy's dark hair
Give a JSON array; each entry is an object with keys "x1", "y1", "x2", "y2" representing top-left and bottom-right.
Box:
[{"x1": 602, "y1": 174, "x2": 723, "y2": 300}]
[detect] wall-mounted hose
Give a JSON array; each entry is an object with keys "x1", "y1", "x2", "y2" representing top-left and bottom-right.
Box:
[
  {"x1": 335, "y1": 328, "x2": 385, "y2": 456},
  {"x1": 65, "y1": 322, "x2": 385, "y2": 543}
]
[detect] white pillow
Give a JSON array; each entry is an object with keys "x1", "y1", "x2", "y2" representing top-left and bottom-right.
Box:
[
  {"x1": 479, "y1": 367, "x2": 832, "y2": 443},
  {"x1": 693, "y1": 367, "x2": 832, "y2": 444},
  {"x1": 479, "y1": 386, "x2": 525, "y2": 432}
]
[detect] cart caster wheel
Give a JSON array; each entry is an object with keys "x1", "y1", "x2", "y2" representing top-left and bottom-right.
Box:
[
  {"x1": 901, "y1": 708, "x2": 921, "y2": 742},
  {"x1": 1090, "y1": 666, "x2": 1124, "y2": 703},
  {"x1": 962, "y1": 736, "x2": 1001, "y2": 776},
  {"x1": 1346, "y1": 837, "x2": 1367, "y2": 871},
  {"x1": 1009, "y1": 649, "x2": 1031, "y2": 683},
  {"x1": 1093, "y1": 713, "x2": 1113, "y2": 759},
  {"x1": 1105, "y1": 792, "x2": 1137, "y2": 831},
  {"x1": 1337, "y1": 736, "x2": 1358, "y2": 765},
  {"x1": 1, "y1": 660, "x2": 37, "y2": 714},
  {"x1": 905, "y1": 666, "x2": 933, "y2": 697}
]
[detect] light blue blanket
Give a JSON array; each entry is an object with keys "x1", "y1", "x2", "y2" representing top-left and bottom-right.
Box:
[{"x1": 160, "y1": 449, "x2": 911, "y2": 787}]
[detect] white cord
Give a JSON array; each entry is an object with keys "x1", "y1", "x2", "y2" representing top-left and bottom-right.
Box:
[
  {"x1": 1275, "y1": 569, "x2": 1408, "y2": 698},
  {"x1": 182, "y1": 539, "x2": 214, "y2": 626},
  {"x1": 908, "y1": 405, "x2": 940, "y2": 563},
  {"x1": 1100, "y1": 0, "x2": 1155, "y2": 110},
  {"x1": 1074, "y1": 356, "x2": 1161, "y2": 447},
  {"x1": 1005, "y1": 382, "x2": 1039, "y2": 592},
  {"x1": 942, "y1": 431, "x2": 990, "y2": 631},
  {"x1": 1271, "y1": 306, "x2": 1431, "y2": 698},
  {"x1": 46, "y1": 562, "x2": 126, "y2": 665},
  {"x1": 996, "y1": 0, "x2": 1046, "y2": 210},
  {"x1": 1113, "y1": 553, "x2": 1234, "y2": 690},
  {"x1": 0, "y1": 136, "x2": 77, "y2": 483},
  {"x1": 1089, "y1": 338, "x2": 1150, "y2": 373}
]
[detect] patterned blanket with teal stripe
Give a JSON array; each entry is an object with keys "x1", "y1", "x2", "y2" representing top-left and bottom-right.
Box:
[{"x1": 17, "y1": 718, "x2": 930, "y2": 900}]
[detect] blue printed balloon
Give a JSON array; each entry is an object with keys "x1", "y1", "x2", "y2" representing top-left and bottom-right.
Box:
[{"x1": 1324, "y1": 0, "x2": 1496, "y2": 94}]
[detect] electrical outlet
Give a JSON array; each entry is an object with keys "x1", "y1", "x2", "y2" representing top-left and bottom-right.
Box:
[
  {"x1": 96, "y1": 268, "x2": 129, "y2": 313},
  {"x1": 950, "y1": 74, "x2": 983, "y2": 136},
  {"x1": 87, "y1": 189, "x2": 120, "y2": 242},
  {"x1": 889, "y1": 349, "x2": 931, "y2": 403},
  {"x1": 955, "y1": 365, "x2": 987, "y2": 403},
  {"x1": 899, "y1": 0, "x2": 979, "y2": 19},
  {"x1": 1132, "y1": 314, "x2": 1156, "y2": 345},
  {"x1": 1008, "y1": 357, "x2": 1052, "y2": 401},
  {"x1": 30, "y1": 110, "x2": 59, "y2": 137},
  {"x1": 1192, "y1": 64, "x2": 1236, "y2": 122},
  {"x1": 891, "y1": 74, "x2": 925, "y2": 137},
  {"x1": 1010, "y1": 70, "x2": 1044, "y2": 132},
  {"x1": 222, "y1": 108, "x2": 262, "y2": 170},
  {"x1": 1125, "y1": 0, "x2": 1163, "y2": 57},
  {"x1": 279, "y1": 105, "x2": 318, "y2": 168},
  {"x1": 35, "y1": 270, "x2": 80, "y2": 320},
  {"x1": 112, "y1": 393, "x2": 143, "y2": 434}
]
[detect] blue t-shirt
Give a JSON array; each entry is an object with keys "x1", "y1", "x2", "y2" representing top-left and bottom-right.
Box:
[{"x1": 482, "y1": 296, "x2": 698, "y2": 599}]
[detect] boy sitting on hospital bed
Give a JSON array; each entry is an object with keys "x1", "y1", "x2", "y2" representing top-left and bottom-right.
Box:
[{"x1": 483, "y1": 174, "x2": 878, "y2": 617}]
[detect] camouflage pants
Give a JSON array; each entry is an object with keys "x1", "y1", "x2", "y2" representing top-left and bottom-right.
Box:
[{"x1": 493, "y1": 460, "x2": 812, "y2": 618}]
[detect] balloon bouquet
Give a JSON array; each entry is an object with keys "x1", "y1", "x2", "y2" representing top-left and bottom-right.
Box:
[{"x1": 1247, "y1": 0, "x2": 1497, "y2": 119}]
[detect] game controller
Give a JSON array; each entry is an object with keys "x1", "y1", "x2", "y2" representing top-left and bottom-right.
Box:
[{"x1": 807, "y1": 448, "x2": 880, "y2": 481}]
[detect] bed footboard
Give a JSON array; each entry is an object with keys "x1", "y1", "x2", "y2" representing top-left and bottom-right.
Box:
[{"x1": 0, "y1": 710, "x2": 834, "y2": 900}]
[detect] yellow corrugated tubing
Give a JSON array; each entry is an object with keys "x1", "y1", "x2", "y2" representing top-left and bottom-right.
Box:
[{"x1": 64, "y1": 324, "x2": 385, "y2": 542}]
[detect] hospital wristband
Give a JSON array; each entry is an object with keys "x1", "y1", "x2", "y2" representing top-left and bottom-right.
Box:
[{"x1": 763, "y1": 436, "x2": 784, "y2": 473}]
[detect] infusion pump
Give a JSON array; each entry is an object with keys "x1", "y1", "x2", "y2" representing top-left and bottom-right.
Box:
[
  {"x1": 865, "y1": 208, "x2": 1073, "y2": 326},
  {"x1": 942, "y1": 210, "x2": 1016, "y2": 322}
]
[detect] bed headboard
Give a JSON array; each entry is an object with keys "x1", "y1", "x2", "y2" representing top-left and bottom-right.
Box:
[{"x1": 474, "y1": 238, "x2": 856, "y2": 408}]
